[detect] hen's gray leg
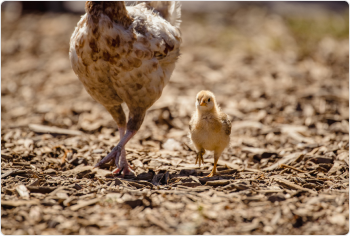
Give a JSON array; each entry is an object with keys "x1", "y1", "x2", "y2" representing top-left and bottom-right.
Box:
[
  {"x1": 94, "y1": 105, "x2": 127, "y2": 169},
  {"x1": 95, "y1": 108, "x2": 145, "y2": 176}
]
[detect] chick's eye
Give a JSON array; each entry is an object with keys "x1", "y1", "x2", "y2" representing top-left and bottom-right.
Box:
[{"x1": 208, "y1": 98, "x2": 211, "y2": 102}]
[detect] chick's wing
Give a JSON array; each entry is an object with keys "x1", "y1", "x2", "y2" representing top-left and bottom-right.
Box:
[{"x1": 220, "y1": 112, "x2": 232, "y2": 136}]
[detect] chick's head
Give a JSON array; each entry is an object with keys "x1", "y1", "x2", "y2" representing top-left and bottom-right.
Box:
[{"x1": 196, "y1": 90, "x2": 216, "y2": 112}]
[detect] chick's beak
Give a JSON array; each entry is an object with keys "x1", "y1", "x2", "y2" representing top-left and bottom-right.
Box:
[{"x1": 200, "y1": 99, "x2": 206, "y2": 106}]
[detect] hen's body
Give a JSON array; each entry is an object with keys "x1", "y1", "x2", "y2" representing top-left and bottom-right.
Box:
[{"x1": 69, "y1": 1, "x2": 181, "y2": 175}]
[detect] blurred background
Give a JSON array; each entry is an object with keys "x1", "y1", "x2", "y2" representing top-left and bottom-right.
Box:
[
  {"x1": 1, "y1": 0, "x2": 349, "y2": 164},
  {"x1": 1, "y1": 1, "x2": 349, "y2": 235},
  {"x1": 1, "y1": 1, "x2": 348, "y2": 132},
  {"x1": 2, "y1": 1, "x2": 349, "y2": 144}
]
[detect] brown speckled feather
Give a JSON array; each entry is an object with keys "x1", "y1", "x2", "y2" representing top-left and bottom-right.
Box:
[
  {"x1": 69, "y1": 1, "x2": 181, "y2": 113},
  {"x1": 69, "y1": 1, "x2": 181, "y2": 175}
]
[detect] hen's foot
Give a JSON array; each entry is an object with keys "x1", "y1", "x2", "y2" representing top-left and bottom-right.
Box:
[
  {"x1": 94, "y1": 145, "x2": 122, "y2": 169},
  {"x1": 112, "y1": 164, "x2": 134, "y2": 177}
]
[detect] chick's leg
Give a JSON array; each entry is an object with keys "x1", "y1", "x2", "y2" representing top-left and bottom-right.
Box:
[
  {"x1": 207, "y1": 151, "x2": 222, "y2": 177},
  {"x1": 195, "y1": 149, "x2": 205, "y2": 167},
  {"x1": 193, "y1": 142, "x2": 205, "y2": 167}
]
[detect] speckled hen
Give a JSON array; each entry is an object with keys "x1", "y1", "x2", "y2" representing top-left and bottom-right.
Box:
[{"x1": 69, "y1": 1, "x2": 181, "y2": 176}]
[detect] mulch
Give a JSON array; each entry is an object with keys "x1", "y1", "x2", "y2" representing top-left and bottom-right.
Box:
[{"x1": 1, "y1": 4, "x2": 349, "y2": 235}]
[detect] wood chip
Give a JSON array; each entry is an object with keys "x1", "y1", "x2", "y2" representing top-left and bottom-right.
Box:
[
  {"x1": 274, "y1": 178, "x2": 317, "y2": 194},
  {"x1": 146, "y1": 213, "x2": 171, "y2": 232},
  {"x1": 29, "y1": 124, "x2": 83, "y2": 136},
  {"x1": 70, "y1": 198, "x2": 100, "y2": 211},
  {"x1": 16, "y1": 185, "x2": 30, "y2": 198},
  {"x1": 1, "y1": 170, "x2": 32, "y2": 179},
  {"x1": 205, "y1": 180, "x2": 230, "y2": 186},
  {"x1": 280, "y1": 164, "x2": 306, "y2": 173},
  {"x1": 1, "y1": 200, "x2": 39, "y2": 207},
  {"x1": 263, "y1": 153, "x2": 303, "y2": 171},
  {"x1": 27, "y1": 186, "x2": 57, "y2": 194},
  {"x1": 203, "y1": 158, "x2": 241, "y2": 169}
]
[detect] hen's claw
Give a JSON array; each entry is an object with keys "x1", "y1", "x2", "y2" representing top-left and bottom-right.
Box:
[
  {"x1": 112, "y1": 164, "x2": 134, "y2": 177},
  {"x1": 94, "y1": 145, "x2": 122, "y2": 168}
]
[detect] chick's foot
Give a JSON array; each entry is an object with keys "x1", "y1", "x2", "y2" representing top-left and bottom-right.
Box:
[
  {"x1": 207, "y1": 169, "x2": 217, "y2": 177},
  {"x1": 195, "y1": 152, "x2": 204, "y2": 167},
  {"x1": 207, "y1": 163, "x2": 218, "y2": 177}
]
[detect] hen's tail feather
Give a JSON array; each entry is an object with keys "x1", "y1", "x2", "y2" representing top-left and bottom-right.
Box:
[
  {"x1": 140, "y1": 1, "x2": 181, "y2": 28},
  {"x1": 85, "y1": 1, "x2": 133, "y2": 28},
  {"x1": 168, "y1": 1, "x2": 181, "y2": 28}
]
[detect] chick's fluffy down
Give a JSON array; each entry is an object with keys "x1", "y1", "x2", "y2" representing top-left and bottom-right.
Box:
[{"x1": 189, "y1": 91, "x2": 231, "y2": 153}]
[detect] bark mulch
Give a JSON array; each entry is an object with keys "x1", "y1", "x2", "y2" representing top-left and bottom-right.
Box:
[{"x1": 1, "y1": 4, "x2": 349, "y2": 235}]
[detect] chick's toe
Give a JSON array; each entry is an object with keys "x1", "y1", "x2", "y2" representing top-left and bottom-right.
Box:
[{"x1": 195, "y1": 152, "x2": 204, "y2": 167}]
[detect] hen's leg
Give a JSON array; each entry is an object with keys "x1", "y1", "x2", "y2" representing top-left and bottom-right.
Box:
[
  {"x1": 94, "y1": 105, "x2": 127, "y2": 169},
  {"x1": 95, "y1": 108, "x2": 145, "y2": 176},
  {"x1": 207, "y1": 151, "x2": 222, "y2": 177},
  {"x1": 115, "y1": 126, "x2": 126, "y2": 169},
  {"x1": 110, "y1": 129, "x2": 136, "y2": 175}
]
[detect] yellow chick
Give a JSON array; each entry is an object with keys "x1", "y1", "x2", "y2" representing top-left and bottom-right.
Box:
[{"x1": 189, "y1": 90, "x2": 232, "y2": 177}]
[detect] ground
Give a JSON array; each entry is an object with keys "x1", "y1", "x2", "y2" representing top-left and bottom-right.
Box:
[{"x1": 1, "y1": 3, "x2": 349, "y2": 235}]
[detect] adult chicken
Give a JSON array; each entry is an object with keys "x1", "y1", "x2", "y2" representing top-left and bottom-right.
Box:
[{"x1": 69, "y1": 1, "x2": 181, "y2": 176}]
